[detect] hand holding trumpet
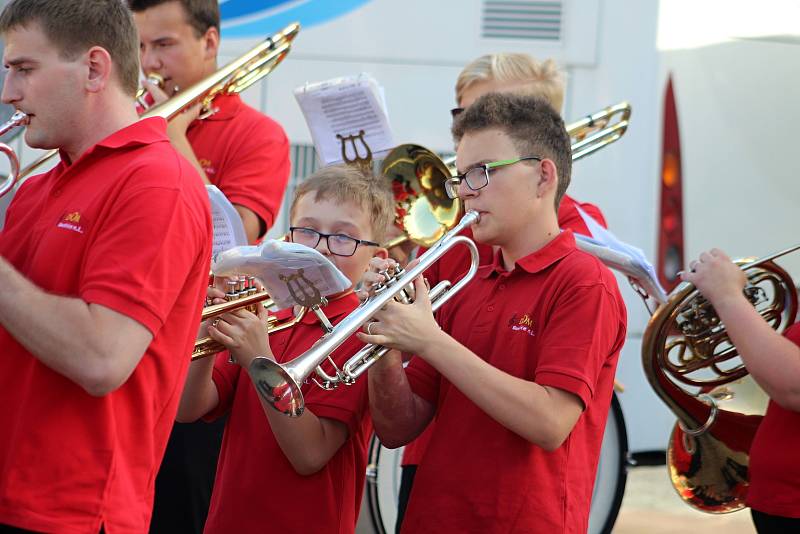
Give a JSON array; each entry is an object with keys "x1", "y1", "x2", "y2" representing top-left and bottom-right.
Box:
[{"x1": 356, "y1": 258, "x2": 444, "y2": 358}]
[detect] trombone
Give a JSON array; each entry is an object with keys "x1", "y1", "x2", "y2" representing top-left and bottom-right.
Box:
[
  {"x1": 381, "y1": 101, "x2": 632, "y2": 250},
  {"x1": 2, "y1": 22, "x2": 300, "y2": 198},
  {"x1": 251, "y1": 100, "x2": 633, "y2": 416}
]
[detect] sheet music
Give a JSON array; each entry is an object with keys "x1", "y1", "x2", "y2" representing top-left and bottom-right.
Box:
[
  {"x1": 574, "y1": 207, "x2": 668, "y2": 303},
  {"x1": 294, "y1": 73, "x2": 394, "y2": 166},
  {"x1": 211, "y1": 240, "x2": 352, "y2": 309},
  {"x1": 207, "y1": 185, "x2": 248, "y2": 256}
]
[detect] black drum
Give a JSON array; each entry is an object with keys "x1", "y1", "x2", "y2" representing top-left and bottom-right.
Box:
[{"x1": 358, "y1": 393, "x2": 628, "y2": 534}]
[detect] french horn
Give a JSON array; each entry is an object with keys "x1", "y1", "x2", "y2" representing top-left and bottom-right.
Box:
[{"x1": 641, "y1": 244, "x2": 799, "y2": 512}]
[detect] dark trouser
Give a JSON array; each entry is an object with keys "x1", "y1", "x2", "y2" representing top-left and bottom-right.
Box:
[
  {"x1": 751, "y1": 509, "x2": 800, "y2": 534},
  {"x1": 149, "y1": 418, "x2": 226, "y2": 534},
  {"x1": 395, "y1": 465, "x2": 417, "y2": 534}
]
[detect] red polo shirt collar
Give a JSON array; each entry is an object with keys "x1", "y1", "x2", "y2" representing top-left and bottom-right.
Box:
[
  {"x1": 479, "y1": 229, "x2": 577, "y2": 279},
  {"x1": 57, "y1": 117, "x2": 168, "y2": 166},
  {"x1": 273, "y1": 290, "x2": 359, "y2": 326}
]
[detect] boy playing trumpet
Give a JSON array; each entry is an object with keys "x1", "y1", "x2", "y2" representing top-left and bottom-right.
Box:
[{"x1": 177, "y1": 165, "x2": 393, "y2": 534}]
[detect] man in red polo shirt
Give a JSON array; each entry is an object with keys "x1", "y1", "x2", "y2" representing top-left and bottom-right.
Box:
[
  {"x1": 362, "y1": 92, "x2": 627, "y2": 533},
  {"x1": 129, "y1": 0, "x2": 290, "y2": 243},
  {"x1": 394, "y1": 52, "x2": 610, "y2": 528},
  {"x1": 0, "y1": 1, "x2": 211, "y2": 532},
  {"x1": 127, "y1": 1, "x2": 291, "y2": 531},
  {"x1": 683, "y1": 249, "x2": 800, "y2": 533}
]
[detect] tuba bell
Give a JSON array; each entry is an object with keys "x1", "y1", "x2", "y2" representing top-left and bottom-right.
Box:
[{"x1": 641, "y1": 243, "x2": 800, "y2": 512}]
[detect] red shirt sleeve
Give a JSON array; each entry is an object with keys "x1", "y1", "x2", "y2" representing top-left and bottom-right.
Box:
[
  {"x1": 534, "y1": 282, "x2": 626, "y2": 408},
  {"x1": 214, "y1": 117, "x2": 290, "y2": 234},
  {"x1": 80, "y1": 182, "x2": 208, "y2": 336},
  {"x1": 405, "y1": 354, "x2": 441, "y2": 405},
  {"x1": 205, "y1": 351, "x2": 242, "y2": 421},
  {"x1": 558, "y1": 195, "x2": 608, "y2": 234}
]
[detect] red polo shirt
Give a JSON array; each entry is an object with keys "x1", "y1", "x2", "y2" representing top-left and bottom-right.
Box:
[
  {"x1": 187, "y1": 93, "x2": 290, "y2": 234},
  {"x1": 0, "y1": 117, "x2": 212, "y2": 533},
  {"x1": 402, "y1": 193, "x2": 608, "y2": 466},
  {"x1": 746, "y1": 322, "x2": 800, "y2": 517},
  {"x1": 203, "y1": 292, "x2": 372, "y2": 534},
  {"x1": 401, "y1": 230, "x2": 627, "y2": 533}
]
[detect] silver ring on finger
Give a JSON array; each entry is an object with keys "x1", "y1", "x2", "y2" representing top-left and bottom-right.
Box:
[{"x1": 366, "y1": 321, "x2": 375, "y2": 335}]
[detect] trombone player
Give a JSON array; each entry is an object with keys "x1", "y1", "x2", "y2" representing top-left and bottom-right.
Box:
[
  {"x1": 0, "y1": 0, "x2": 211, "y2": 531},
  {"x1": 127, "y1": 1, "x2": 292, "y2": 532}
]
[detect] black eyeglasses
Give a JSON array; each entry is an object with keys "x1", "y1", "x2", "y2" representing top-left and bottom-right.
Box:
[
  {"x1": 450, "y1": 107, "x2": 465, "y2": 119},
  {"x1": 289, "y1": 227, "x2": 379, "y2": 257},
  {"x1": 444, "y1": 156, "x2": 542, "y2": 199}
]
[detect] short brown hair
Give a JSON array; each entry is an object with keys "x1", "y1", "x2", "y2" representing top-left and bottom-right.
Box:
[
  {"x1": 0, "y1": 0, "x2": 140, "y2": 96},
  {"x1": 452, "y1": 92, "x2": 572, "y2": 210},
  {"x1": 290, "y1": 165, "x2": 395, "y2": 244},
  {"x1": 456, "y1": 53, "x2": 565, "y2": 112},
  {"x1": 127, "y1": 0, "x2": 220, "y2": 37}
]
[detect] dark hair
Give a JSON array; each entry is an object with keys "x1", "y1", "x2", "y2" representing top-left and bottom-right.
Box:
[
  {"x1": 127, "y1": 0, "x2": 220, "y2": 37},
  {"x1": 0, "y1": 0, "x2": 140, "y2": 96},
  {"x1": 451, "y1": 92, "x2": 572, "y2": 210}
]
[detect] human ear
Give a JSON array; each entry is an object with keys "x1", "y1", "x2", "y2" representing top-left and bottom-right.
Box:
[
  {"x1": 85, "y1": 46, "x2": 112, "y2": 93},
  {"x1": 202, "y1": 27, "x2": 220, "y2": 61},
  {"x1": 536, "y1": 159, "x2": 558, "y2": 199},
  {"x1": 373, "y1": 247, "x2": 389, "y2": 260}
]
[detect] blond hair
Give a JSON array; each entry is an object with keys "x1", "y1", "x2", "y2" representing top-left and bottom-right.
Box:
[
  {"x1": 455, "y1": 53, "x2": 565, "y2": 112},
  {"x1": 289, "y1": 165, "x2": 394, "y2": 244}
]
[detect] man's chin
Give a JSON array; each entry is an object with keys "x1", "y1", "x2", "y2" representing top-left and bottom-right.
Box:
[{"x1": 24, "y1": 131, "x2": 56, "y2": 152}]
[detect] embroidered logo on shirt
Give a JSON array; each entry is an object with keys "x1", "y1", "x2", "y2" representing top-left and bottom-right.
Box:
[
  {"x1": 199, "y1": 158, "x2": 217, "y2": 176},
  {"x1": 508, "y1": 313, "x2": 536, "y2": 336},
  {"x1": 57, "y1": 211, "x2": 85, "y2": 234}
]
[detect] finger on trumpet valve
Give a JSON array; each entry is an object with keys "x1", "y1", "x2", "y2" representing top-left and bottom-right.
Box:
[
  {"x1": 247, "y1": 276, "x2": 258, "y2": 313},
  {"x1": 225, "y1": 280, "x2": 238, "y2": 301}
]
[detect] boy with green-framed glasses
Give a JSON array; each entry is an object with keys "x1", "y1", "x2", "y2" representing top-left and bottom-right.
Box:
[{"x1": 362, "y1": 92, "x2": 627, "y2": 533}]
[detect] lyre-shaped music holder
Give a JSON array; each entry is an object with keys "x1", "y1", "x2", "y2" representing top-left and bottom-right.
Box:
[{"x1": 336, "y1": 129, "x2": 373, "y2": 172}]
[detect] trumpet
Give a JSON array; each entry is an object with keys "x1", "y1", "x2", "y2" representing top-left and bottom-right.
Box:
[
  {"x1": 192, "y1": 276, "x2": 305, "y2": 361},
  {"x1": 249, "y1": 210, "x2": 481, "y2": 417},
  {"x1": 0, "y1": 110, "x2": 29, "y2": 199},
  {"x1": 8, "y1": 22, "x2": 300, "y2": 195}
]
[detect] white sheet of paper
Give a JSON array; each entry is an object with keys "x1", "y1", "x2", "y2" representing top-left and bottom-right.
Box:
[
  {"x1": 294, "y1": 73, "x2": 394, "y2": 166},
  {"x1": 207, "y1": 185, "x2": 248, "y2": 256},
  {"x1": 211, "y1": 240, "x2": 352, "y2": 309},
  {"x1": 574, "y1": 207, "x2": 668, "y2": 303}
]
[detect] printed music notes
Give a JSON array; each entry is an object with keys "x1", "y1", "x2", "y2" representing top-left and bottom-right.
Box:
[
  {"x1": 294, "y1": 73, "x2": 394, "y2": 166},
  {"x1": 207, "y1": 185, "x2": 248, "y2": 256}
]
